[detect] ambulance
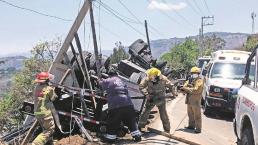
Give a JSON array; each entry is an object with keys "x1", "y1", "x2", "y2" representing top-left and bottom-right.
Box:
[
  {"x1": 234, "y1": 47, "x2": 257, "y2": 145},
  {"x1": 202, "y1": 50, "x2": 251, "y2": 114}
]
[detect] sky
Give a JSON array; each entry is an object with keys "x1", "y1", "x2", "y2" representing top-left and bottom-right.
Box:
[{"x1": 0, "y1": 0, "x2": 257, "y2": 56}]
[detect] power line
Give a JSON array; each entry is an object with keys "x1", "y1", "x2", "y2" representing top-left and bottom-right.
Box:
[
  {"x1": 0, "y1": 0, "x2": 72, "y2": 21},
  {"x1": 98, "y1": 23, "x2": 121, "y2": 39},
  {"x1": 145, "y1": 0, "x2": 182, "y2": 26},
  {"x1": 161, "y1": 0, "x2": 198, "y2": 29},
  {"x1": 118, "y1": 0, "x2": 141, "y2": 23},
  {"x1": 84, "y1": 18, "x2": 122, "y2": 40},
  {"x1": 117, "y1": 0, "x2": 164, "y2": 37},
  {"x1": 192, "y1": 0, "x2": 205, "y2": 15},
  {"x1": 94, "y1": 0, "x2": 140, "y2": 24},
  {"x1": 202, "y1": 0, "x2": 212, "y2": 14},
  {"x1": 145, "y1": 0, "x2": 194, "y2": 31},
  {"x1": 95, "y1": 0, "x2": 146, "y2": 37},
  {"x1": 185, "y1": 0, "x2": 202, "y2": 16}
]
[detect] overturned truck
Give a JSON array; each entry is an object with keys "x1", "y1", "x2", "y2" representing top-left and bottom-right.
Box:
[
  {"x1": 0, "y1": 1, "x2": 175, "y2": 144},
  {"x1": 1, "y1": 37, "x2": 175, "y2": 144}
]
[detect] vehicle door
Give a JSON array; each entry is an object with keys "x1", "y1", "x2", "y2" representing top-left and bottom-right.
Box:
[
  {"x1": 237, "y1": 49, "x2": 258, "y2": 142},
  {"x1": 202, "y1": 62, "x2": 213, "y2": 99}
]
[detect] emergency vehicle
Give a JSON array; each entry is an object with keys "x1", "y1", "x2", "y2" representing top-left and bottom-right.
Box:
[
  {"x1": 198, "y1": 56, "x2": 211, "y2": 69},
  {"x1": 234, "y1": 47, "x2": 257, "y2": 145},
  {"x1": 198, "y1": 56, "x2": 211, "y2": 79},
  {"x1": 202, "y1": 50, "x2": 251, "y2": 114}
]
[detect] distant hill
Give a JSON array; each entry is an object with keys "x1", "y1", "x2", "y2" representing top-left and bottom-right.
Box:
[
  {"x1": 0, "y1": 56, "x2": 27, "y2": 98},
  {"x1": 0, "y1": 32, "x2": 250, "y2": 62},
  {"x1": 150, "y1": 32, "x2": 249, "y2": 58},
  {"x1": 0, "y1": 56, "x2": 27, "y2": 71}
]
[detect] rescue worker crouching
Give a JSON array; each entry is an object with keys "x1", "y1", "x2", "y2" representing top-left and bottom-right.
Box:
[
  {"x1": 181, "y1": 67, "x2": 204, "y2": 133},
  {"x1": 99, "y1": 67, "x2": 142, "y2": 143},
  {"x1": 138, "y1": 68, "x2": 175, "y2": 133},
  {"x1": 32, "y1": 72, "x2": 58, "y2": 145}
]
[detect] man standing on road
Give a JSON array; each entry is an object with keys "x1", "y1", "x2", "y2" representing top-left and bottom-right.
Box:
[
  {"x1": 181, "y1": 67, "x2": 204, "y2": 133},
  {"x1": 99, "y1": 68, "x2": 142, "y2": 143},
  {"x1": 32, "y1": 72, "x2": 57, "y2": 145},
  {"x1": 138, "y1": 68, "x2": 175, "y2": 133}
]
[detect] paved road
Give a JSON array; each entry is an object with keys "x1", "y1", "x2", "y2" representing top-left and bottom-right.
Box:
[{"x1": 119, "y1": 93, "x2": 237, "y2": 145}]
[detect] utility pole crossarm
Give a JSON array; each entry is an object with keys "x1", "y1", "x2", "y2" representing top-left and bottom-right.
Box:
[{"x1": 200, "y1": 16, "x2": 215, "y2": 56}]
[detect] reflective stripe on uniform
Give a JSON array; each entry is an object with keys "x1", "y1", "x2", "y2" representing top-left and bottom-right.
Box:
[
  {"x1": 105, "y1": 134, "x2": 117, "y2": 139},
  {"x1": 34, "y1": 111, "x2": 47, "y2": 115},
  {"x1": 131, "y1": 130, "x2": 141, "y2": 136}
]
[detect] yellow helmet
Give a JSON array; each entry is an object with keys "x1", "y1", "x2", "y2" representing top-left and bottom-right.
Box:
[
  {"x1": 190, "y1": 66, "x2": 201, "y2": 73},
  {"x1": 146, "y1": 68, "x2": 161, "y2": 77}
]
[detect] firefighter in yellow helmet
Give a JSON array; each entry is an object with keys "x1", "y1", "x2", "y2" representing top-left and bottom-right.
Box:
[
  {"x1": 138, "y1": 68, "x2": 175, "y2": 133},
  {"x1": 181, "y1": 67, "x2": 204, "y2": 133},
  {"x1": 32, "y1": 72, "x2": 58, "y2": 145}
]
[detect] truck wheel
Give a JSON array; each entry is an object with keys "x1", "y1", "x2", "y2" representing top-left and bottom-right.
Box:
[
  {"x1": 203, "y1": 98, "x2": 211, "y2": 115},
  {"x1": 240, "y1": 126, "x2": 254, "y2": 145}
]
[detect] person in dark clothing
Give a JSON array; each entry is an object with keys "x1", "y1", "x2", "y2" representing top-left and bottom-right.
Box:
[{"x1": 99, "y1": 68, "x2": 142, "y2": 143}]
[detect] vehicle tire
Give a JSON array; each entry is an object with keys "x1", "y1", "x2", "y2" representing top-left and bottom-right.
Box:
[
  {"x1": 203, "y1": 98, "x2": 211, "y2": 115},
  {"x1": 240, "y1": 126, "x2": 254, "y2": 145}
]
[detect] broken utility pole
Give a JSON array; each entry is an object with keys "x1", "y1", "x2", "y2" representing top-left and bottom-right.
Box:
[
  {"x1": 145, "y1": 20, "x2": 151, "y2": 52},
  {"x1": 89, "y1": 0, "x2": 102, "y2": 77}
]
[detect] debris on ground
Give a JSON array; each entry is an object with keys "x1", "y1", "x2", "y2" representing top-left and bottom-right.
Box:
[{"x1": 55, "y1": 135, "x2": 89, "y2": 145}]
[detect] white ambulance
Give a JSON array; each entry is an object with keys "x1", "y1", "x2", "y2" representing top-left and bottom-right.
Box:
[
  {"x1": 202, "y1": 50, "x2": 251, "y2": 114},
  {"x1": 234, "y1": 48, "x2": 257, "y2": 145}
]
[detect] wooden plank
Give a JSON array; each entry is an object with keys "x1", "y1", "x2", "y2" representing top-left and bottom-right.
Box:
[
  {"x1": 148, "y1": 127, "x2": 201, "y2": 145},
  {"x1": 49, "y1": 0, "x2": 90, "y2": 71},
  {"x1": 20, "y1": 120, "x2": 38, "y2": 145}
]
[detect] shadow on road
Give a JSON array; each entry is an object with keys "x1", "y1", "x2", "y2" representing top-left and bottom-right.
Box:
[
  {"x1": 175, "y1": 128, "x2": 196, "y2": 134},
  {"x1": 116, "y1": 132, "x2": 179, "y2": 145},
  {"x1": 203, "y1": 110, "x2": 235, "y2": 122}
]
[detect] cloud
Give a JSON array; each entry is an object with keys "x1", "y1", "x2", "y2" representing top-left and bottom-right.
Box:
[{"x1": 148, "y1": 0, "x2": 187, "y2": 11}]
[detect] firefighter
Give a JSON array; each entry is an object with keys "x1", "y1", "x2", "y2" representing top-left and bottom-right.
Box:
[
  {"x1": 181, "y1": 66, "x2": 204, "y2": 133},
  {"x1": 99, "y1": 68, "x2": 141, "y2": 143},
  {"x1": 138, "y1": 67, "x2": 175, "y2": 133},
  {"x1": 32, "y1": 72, "x2": 58, "y2": 145}
]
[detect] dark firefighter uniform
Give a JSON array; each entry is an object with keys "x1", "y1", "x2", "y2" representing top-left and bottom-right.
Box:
[
  {"x1": 99, "y1": 68, "x2": 141, "y2": 143},
  {"x1": 182, "y1": 66, "x2": 204, "y2": 133},
  {"x1": 32, "y1": 72, "x2": 57, "y2": 145},
  {"x1": 138, "y1": 68, "x2": 175, "y2": 133}
]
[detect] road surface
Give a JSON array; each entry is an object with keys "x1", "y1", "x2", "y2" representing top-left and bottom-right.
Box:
[{"x1": 119, "y1": 93, "x2": 237, "y2": 145}]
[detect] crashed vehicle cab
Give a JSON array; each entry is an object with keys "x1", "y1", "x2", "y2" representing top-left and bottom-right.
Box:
[
  {"x1": 0, "y1": 0, "x2": 175, "y2": 143},
  {"x1": 1, "y1": 37, "x2": 176, "y2": 144},
  {"x1": 202, "y1": 50, "x2": 251, "y2": 114}
]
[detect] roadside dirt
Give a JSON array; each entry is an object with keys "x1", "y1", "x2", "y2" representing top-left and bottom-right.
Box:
[{"x1": 55, "y1": 135, "x2": 90, "y2": 145}]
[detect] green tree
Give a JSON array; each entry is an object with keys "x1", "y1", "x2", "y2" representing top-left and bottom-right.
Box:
[
  {"x1": 243, "y1": 34, "x2": 258, "y2": 51},
  {"x1": 161, "y1": 38, "x2": 198, "y2": 73},
  {"x1": 110, "y1": 41, "x2": 129, "y2": 63},
  {"x1": 0, "y1": 38, "x2": 61, "y2": 132}
]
